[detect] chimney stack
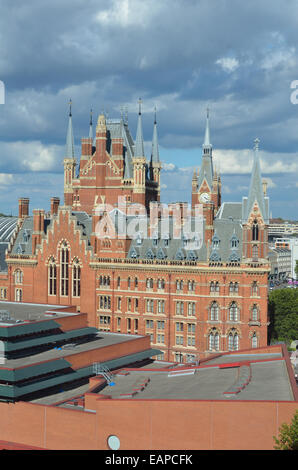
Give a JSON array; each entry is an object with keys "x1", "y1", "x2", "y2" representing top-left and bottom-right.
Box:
[
  {"x1": 18, "y1": 198, "x2": 29, "y2": 219},
  {"x1": 32, "y1": 209, "x2": 45, "y2": 252},
  {"x1": 50, "y1": 197, "x2": 60, "y2": 215}
]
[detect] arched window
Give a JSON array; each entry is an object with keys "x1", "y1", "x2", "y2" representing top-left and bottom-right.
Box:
[
  {"x1": 72, "y1": 259, "x2": 81, "y2": 297},
  {"x1": 210, "y1": 301, "x2": 219, "y2": 321},
  {"x1": 48, "y1": 258, "x2": 57, "y2": 295},
  {"x1": 15, "y1": 288, "x2": 22, "y2": 302},
  {"x1": 229, "y1": 302, "x2": 238, "y2": 322},
  {"x1": 251, "y1": 332, "x2": 258, "y2": 348},
  {"x1": 228, "y1": 330, "x2": 239, "y2": 351},
  {"x1": 229, "y1": 282, "x2": 239, "y2": 294},
  {"x1": 60, "y1": 241, "x2": 69, "y2": 296},
  {"x1": 252, "y1": 281, "x2": 258, "y2": 296},
  {"x1": 252, "y1": 304, "x2": 258, "y2": 321},
  {"x1": 208, "y1": 329, "x2": 219, "y2": 351},
  {"x1": 14, "y1": 269, "x2": 23, "y2": 285},
  {"x1": 210, "y1": 281, "x2": 219, "y2": 293},
  {"x1": 252, "y1": 220, "x2": 259, "y2": 241}
]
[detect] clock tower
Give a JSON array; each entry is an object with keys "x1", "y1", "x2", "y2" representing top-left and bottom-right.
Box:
[{"x1": 191, "y1": 109, "x2": 221, "y2": 244}]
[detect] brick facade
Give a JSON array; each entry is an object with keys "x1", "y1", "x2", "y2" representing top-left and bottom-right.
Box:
[{"x1": 0, "y1": 109, "x2": 270, "y2": 363}]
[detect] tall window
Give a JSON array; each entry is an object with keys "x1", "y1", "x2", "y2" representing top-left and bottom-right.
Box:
[
  {"x1": 251, "y1": 332, "x2": 258, "y2": 348},
  {"x1": 60, "y1": 242, "x2": 69, "y2": 296},
  {"x1": 228, "y1": 330, "x2": 239, "y2": 351},
  {"x1": 15, "y1": 288, "x2": 22, "y2": 302},
  {"x1": 252, "y1": 281, "x2": 259, "y2": 296},
  {"x1": 229, "y1": 302, "x2": 238, "y2": 322},
  {"x1": 208, "y1": 329, "x2": 219, "y2": 351},
  {"x1": 48, "y1": 257, "x2": 57, "y2": 295},
  {"x1": 72, "y1": 259, "x2": 81, "y2": 297},
  {"x1": 210, "y1": 301, "x2": 219, "y2": 321},
  {"x1": 252, "y1": 220, "x2": 259, "y2": 241},
  {"x1": 14, "y1": 269, "x2": 23, "y2": 284},
  {"x1": 251, "y1": 304, "x2": 258, "y2": 321}
]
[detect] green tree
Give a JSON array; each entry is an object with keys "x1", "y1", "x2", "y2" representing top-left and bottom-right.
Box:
[
  {"x1": 273, "y1": 409, "x2": 298, "y2": 450},
  {"x1": 268, "y1": 289, "x2": 298, "y2": 344},
  {"x1": 295, "y1": 260, "x2": 298, "y2": 280}
]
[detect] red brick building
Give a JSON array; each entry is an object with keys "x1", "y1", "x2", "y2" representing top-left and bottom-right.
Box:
[{"x1": 0, "y1": 104, "x2": 270, "y2": 362}]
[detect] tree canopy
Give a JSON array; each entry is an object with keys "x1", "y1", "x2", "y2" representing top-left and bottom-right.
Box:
[
  {"x1": 268, "y1": 289, "x2": 298, "y2": 344},
  {"x1": 274, "y1": 409, "x2": 298, "y2": 450}
]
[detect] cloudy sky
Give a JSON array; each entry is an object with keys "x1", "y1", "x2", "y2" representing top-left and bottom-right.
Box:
[{"x1": 0, "y1": 0, "x2": 298, "y2": 219}]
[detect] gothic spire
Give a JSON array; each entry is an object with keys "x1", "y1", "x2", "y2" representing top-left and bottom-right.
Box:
[
  {"x1": 65, "y1": 99, "x2": 75, "y2": 158},
  {"x1": 203, "y1": 107, "x2": 212, "y2": 150},
  {"x1": 197, "y1": 107, "x2": 214, "y2": 190},
  {"x1": 151, "y1": 107, "x2": 160, "y2": 164},
  {"x1": 134, "y1": 98, "x2": 145, "y2": 157},
  {"x1": 89, "y1": 108, "x2": 93, "y2": 139},
  {"x1": 244, "y1": 138, "x2": 268, "y2": 222}
]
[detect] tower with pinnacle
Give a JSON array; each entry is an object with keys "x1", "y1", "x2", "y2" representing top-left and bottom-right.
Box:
[
  {"x1": 63, "y1": 99, "x2": 161, "y2": 214},
  {"x1": 242, "y1": 138, "x2": 269, "y2": 263},
  {"x1": 63, "y1": 100, "x2": 77, "y2": 206},
  {"x1": 191, "y1": 109, "x2": 221, "y2": 244}
]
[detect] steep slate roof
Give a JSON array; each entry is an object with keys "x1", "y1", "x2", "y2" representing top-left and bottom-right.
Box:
[
  {"x1": 127, "y1": 216, "x2": 207, "y2": 261},
  {"x1": 213, "y1": 203, "x2": 242, "y2": 262},
  {"x1": 104, "y1": 119, "x2": 134, "y2": 179},
  {"x1": 216, "y1": 202, "x2": 242, "y2": 221},
  {"x1": 10, "y1": 211, "x2": 93, "y2": 257}
]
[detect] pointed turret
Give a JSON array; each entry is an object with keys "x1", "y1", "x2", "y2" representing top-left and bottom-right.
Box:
[
  {"x1": 203, "y1": 107, "x2": 212, "y2": 151},
  {"x1": 89, "y1": 108, "x2": 93, "y2": 139},
  {"x1": 197, "y1": 108, "x2": 214, "y2": 190},
  {"x1": 243, "y1": 138, "x2": 269, "y2": 223},
  {"x1": 134, "y1": 98, "x2": 145, "y2": 157},
  {"x1": 151, "y1": 108, "x2": 160, "y2": 164},
  {"x1": 65, "y1": 99, "x2": 75, "y2": 158},
  {"x1": 64, "y1": 99, "x2": 76, "y2": 206}
]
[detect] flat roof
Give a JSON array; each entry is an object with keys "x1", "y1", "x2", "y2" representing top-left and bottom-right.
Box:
[
  {"x1": 0, "y1": 331, "x2": 143, "y2": 370},
  {"x1": 97, "y1": 354, "x2": 295, "y2": 402},
  {"x1": 0, "y1": 301, "x2": 72, "y2": 325}
]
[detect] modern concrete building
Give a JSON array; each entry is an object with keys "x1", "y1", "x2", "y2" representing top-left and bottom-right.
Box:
[
  {"x1": 275, "y1": 238, "x2": 298, "y2": 279},
  {"x1": 0, "y1": 342, "x2": 295, "y2": 450},
  {"x1": 268, "y1": 247, "x2": 291, "y2": 281},
  {"x1": 0, "y1": 301, "x2": 159, "y2": 403}
]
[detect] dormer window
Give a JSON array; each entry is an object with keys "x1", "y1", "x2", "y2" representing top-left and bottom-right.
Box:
[
  {"x1": 212, "y1": 234, "x2": 220, "y2": 249},
  {"x1": 230, "y1": 234, "x2": 239, "y2": 249},
  {"x1": 163, "y1": 233, "x2": 170, "y2": 247},
  {"x1": 152, "y1": 232, "x2": 159, "y2": 246}
]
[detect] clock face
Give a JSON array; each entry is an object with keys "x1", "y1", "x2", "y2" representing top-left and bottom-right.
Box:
[{"x1": 199, "y1": 192, "x2": 210, "y2": 203}]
